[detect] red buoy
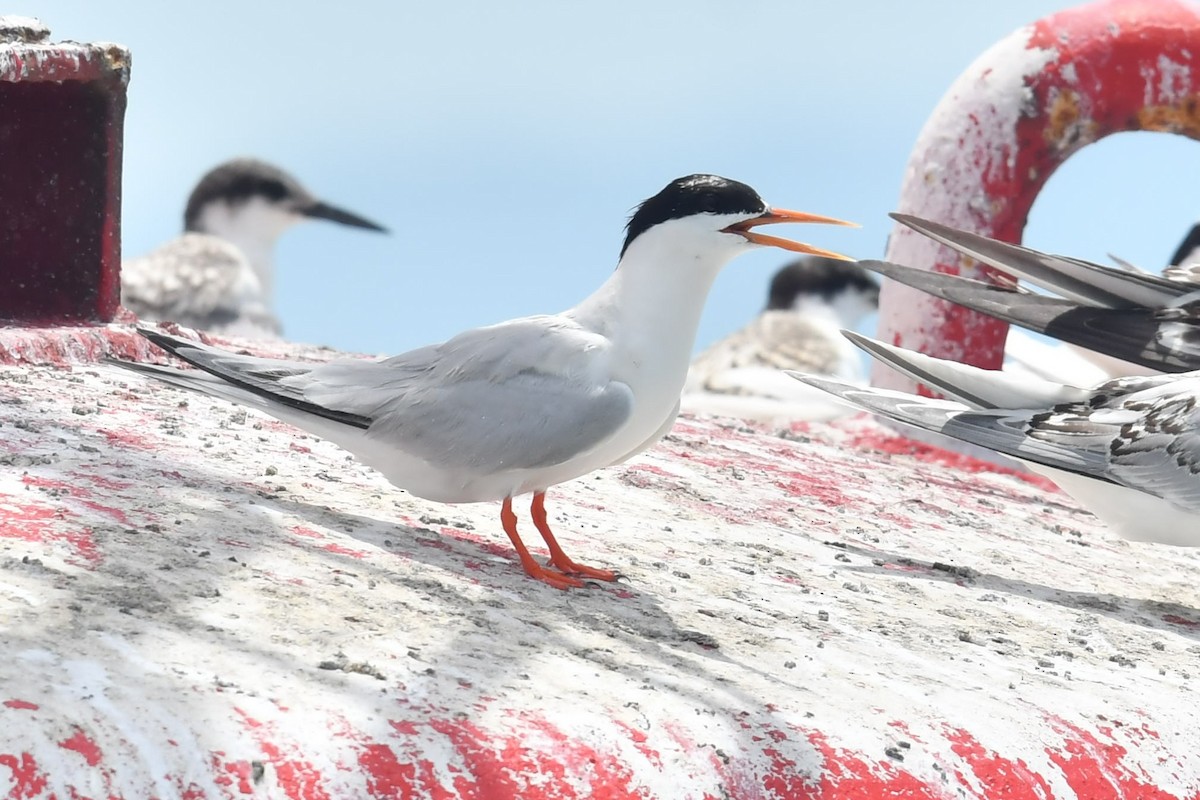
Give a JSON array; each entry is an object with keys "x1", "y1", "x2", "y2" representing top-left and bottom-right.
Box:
[{"x1": 875, "y1": 0, "x2": 1200, "y2": 391}]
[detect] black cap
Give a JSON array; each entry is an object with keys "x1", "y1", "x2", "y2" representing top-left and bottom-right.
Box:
[
  {"x1": 766, "y1": 257, "x2": 880, "y2": 310},
  {"x1": 621, "y1": 174, "x2": 766, "y2": 257}
]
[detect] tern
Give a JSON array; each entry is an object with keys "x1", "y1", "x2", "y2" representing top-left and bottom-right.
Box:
[
  {"x1": 859, "y1": 214, "x2": 1200, "y2": 376},
  {"x1": 683, "y1": 257, "x2": 878, "y2": 422},
  {"x1": 122, "y1": 159, "x2": 388, "y2": 338},
  {"x1": 110, "y1": 174, "x2": 855, "y2": 589},
  {"x1": 791, "y1": 333, "x2": 1200, "y2": 545}
]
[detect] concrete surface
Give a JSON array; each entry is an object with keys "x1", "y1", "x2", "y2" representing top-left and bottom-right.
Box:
[{"x1": 1, "y1": 327, "x2": 1199, "y2": 798}]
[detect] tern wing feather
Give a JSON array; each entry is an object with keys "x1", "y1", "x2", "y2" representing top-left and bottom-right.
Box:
[{"x1": 124, "y1": 321, "x2": 635, "y2": 475}]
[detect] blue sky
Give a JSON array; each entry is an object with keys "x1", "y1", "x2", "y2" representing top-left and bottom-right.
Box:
[{"x1": 32, "y1": 1, "x2": 1200, "y2": 355}]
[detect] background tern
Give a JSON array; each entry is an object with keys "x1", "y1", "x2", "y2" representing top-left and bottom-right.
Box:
[
  {"x1": 122, "y1": 159, "x2": 388, "y2": 338},
  {"x1": 110, "y1": 174, "x2": 855, "y2": 589},
  {"x1": 791, "y1": 333, "x2": 1200, "y2": 545},
  {"x1": 683, "y1": 257, "x2": 879, "y2": 423}
]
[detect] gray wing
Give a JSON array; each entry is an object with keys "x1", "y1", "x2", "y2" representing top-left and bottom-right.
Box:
[
  {"x1": 314, "y1": 317, "x2": 635, "y2": 472},
  {"x1": 137, "y1": 319, "x2": 635, "y2": 474},
  {"x1": 122, "y1": 234, "x2": 282, "y2": 336}
]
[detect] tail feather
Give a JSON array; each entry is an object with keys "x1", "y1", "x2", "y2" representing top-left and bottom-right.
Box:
[
  {"x1": 861, "y1": 258, "x2": 1194, "y2": 373},
  {"x1": 111, "y1": 327, "x2": 371, "y2": 430},
  {"x1": 838, "y1": 331, "x2": 1087, "y2": 409},
  {"x1": 790, "y1": 373, "x2": 1112, "y2": 482},
  {"x1": 891, "y1": 213, "x2": 1184, "y2": 308}
]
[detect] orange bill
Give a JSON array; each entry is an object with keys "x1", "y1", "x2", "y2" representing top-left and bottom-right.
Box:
[{"x1": 722, "y1": 207, "x2": 859, "y2": 261}]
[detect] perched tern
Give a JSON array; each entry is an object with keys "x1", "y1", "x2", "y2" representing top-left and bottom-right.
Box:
[
  {"x1": 110, "y1": 175, "x2": 855, "y2": 589},
  {"x1": 791, "y1": 333, "x2": 1200, "y2": 545},
  {"x1": 122, "y1": 159, "x2": 388, "y2": 338},
  {"x1": 860, "y1": 214, "x2": 1200, "y2": 375},
  {"x1": 683, "y1": 257, "x2": 878, "y2": 423}
]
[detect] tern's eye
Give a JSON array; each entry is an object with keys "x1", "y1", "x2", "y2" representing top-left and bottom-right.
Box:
[{"x1": 698, "y1": 192, "x2": 721, "y2": 213}]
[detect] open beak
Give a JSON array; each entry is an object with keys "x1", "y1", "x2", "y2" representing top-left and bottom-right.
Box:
[
  {"x1": 301, "y1": 201, "x2": 390, "y2": 233},
  {"x1": 723, "y1": 208, "x2": 857, "y2": 261}
]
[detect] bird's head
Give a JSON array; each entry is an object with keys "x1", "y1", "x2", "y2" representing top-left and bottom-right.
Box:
[
  {"x1": 184, "y1": 158, "x2": 388, "y2": 244},
  {"x1": 619, "y1": 174, "x2": 855, "y2": 267}
]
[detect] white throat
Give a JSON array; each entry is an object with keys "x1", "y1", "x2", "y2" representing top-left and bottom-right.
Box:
[
  {"x1": 569, "y1": 223, "x2": 745, "y2": 393},
  {"x1": 790, "y1": 289, "x2": 876, "y2": 330},
  {"x1": 191, "y1": 198, "x2": 300, "y2": 300}
]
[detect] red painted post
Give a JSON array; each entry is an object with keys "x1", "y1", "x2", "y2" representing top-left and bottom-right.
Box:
[
  {"x1": 874, "y1": 0, "x2": 1200, "y2": 391},
  {"x1": 0, "y1": 16, "x2": 129, "y2": 326}
]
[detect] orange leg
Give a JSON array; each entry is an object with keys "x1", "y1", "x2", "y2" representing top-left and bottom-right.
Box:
[
  {"x1": 500, "y1": 497, "x2": 583, "y2": 590},
  {"x1": 530, "y1": 492, "x2": 618, "y2": 582}
]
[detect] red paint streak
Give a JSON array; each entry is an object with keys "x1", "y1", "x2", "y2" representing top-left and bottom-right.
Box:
[
  {"x1": 415, "y1": 536, "x2": 454, "y2": 552},
  {"x1": 356, "y1": 743, "x2": 460, "y2": 800},
  {"x1": 212, "y1": 755, "x2": 256, "y2": 794},
  {"x1": 791, "y1": 730, "x2": 949, "y2": 800},
  {"x1": 3, "y1": 699, "x2": 39, "y2": 710},
  {"x1": 614, "y1": 719, "x2": 662, "y2": 767},
  {"x1": 218, "y1": 537, "x2": 253, "y2": 549},
  {"x1": 1163, "y1": 614, "x2": 1200, "y2": 629},
  {"x1": 348, "y1": 715, "x2": 658, "y2": 800},
  {"x1": 842, "y1": 429, "x2": 1058, "y2": 491},
  {"x1": 0, "y1": 327, "x2": 158, "y2": 367},
  {"x1": 101, "y1": 426, "x2": 160, "y2": 451},
  {"x1": 321, "y1": 542, "x2": 368, "y2": 558},
  {"x1": 0, "y1": 752, "x2": 48, "y2": 798},
  {"x1": 71, "y1": 472, "x2": 133, "y2": 491},
  {"x1": 945, "y1": 727, "x2": 1055, "y2": 799},
  {"x1": 772, "y1": 476, "x2": 853, "y2": 510},
  {"x1": 21, "y1": 474, "x2": 131, "y2": 525},
  {"x1": 59, "y1": 728, "x2": 104, "y2": 767},
  {"x1": 0, "y1": 500, "x2": 102, "y2": 567},
  {"x1": 1045, "y1": 716, "x2": 1184, "y2": 800},
  {"x1": 234, "y1": 709, "x2": 331, "y2": 800},
  {"x1": 289, "y1": 442, "x2": 313, "y2": 454}
]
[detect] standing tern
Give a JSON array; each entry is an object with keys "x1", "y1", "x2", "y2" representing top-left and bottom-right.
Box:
[
  {"x1": 859, "y1": 214, "x2": 1200, "y2": 374},
  {"x1": 683, "y1": 257, "x2": 879, "y2": 423},
  {"x1": 110, "y1": 174, "x2": 856, "y2": 589},
  {"x1": 791, "y1": 333, "x2": 1200, "y2": 545},
  {"x1": 122, "y1": 158, "x2": 388, "y2": 338}
]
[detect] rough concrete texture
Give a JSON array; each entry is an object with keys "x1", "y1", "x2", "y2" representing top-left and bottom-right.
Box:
[{"x1": 2, "y1": 329, "x2": 1199, "y2": 798}]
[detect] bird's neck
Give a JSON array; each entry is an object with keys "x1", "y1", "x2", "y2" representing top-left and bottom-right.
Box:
[
  {"x1": 190, "y1": 199, "x2": 296, "y2": 301},
  {"x1": 570, "y1": 233, "x2": 732, "y2": 386}
]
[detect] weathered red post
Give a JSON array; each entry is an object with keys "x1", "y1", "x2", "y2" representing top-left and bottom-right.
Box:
[
  {"x1": 0, "y1": 16, "x2": 129, "y2": 326},
  {"x1": 874, "y1": 0, "x2": 1200, "y2": 391}
]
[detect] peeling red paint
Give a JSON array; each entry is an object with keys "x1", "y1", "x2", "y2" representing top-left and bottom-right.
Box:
[
  {"x1": 0, "y1": 500, "x2": 102, "y2": 567},
  {"x1": 234, "y1": 709, "x2": 332, "y2": 800},
  {"x1": 22, "y1": 474, "x2": 132, "y2": 526},
  {"x1": 945, "y1": 727, "x2": 1056, "y2": 799},
  {"x1": 59, "y1": 728, "x2": 104, "y2": 767},
  {"x1": 1045, "y1": 716, "x2": 1187, "y2": 800},
  {"x1": 212, "y1": 754, "x2": 257, "y2": 795},
  {"x1": 0, "y1": 752, "x2": 49, "y2": 799},
  {"x1": 842, "y1": 429, "x2": 1058, "y2": 492},
  {"x1": 877, "y1": 0, "x2": 1200, "y2": 387},
  {"x1": 3, "y1": 699, "x2": 39, "y2": 710}
]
